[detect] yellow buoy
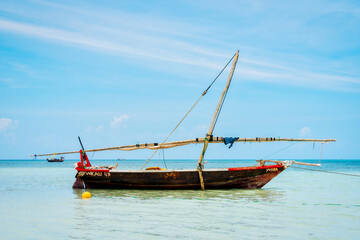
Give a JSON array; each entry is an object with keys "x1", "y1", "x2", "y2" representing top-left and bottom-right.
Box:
[{"x1": 82, "y1": 191, "x2": 91, "y2": 199}]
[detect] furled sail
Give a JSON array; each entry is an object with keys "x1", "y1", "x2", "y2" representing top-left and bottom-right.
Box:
[{"x1": 30, "y1": 137, "x2": 336, "y2": 157}]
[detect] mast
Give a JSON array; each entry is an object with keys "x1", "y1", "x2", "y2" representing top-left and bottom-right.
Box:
[{"x1": 197, "y1": 50, "x2": 239, "y2": 191}]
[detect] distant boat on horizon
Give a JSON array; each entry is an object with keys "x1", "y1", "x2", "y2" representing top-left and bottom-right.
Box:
[{"x1": 47, "y1": 156, "x2": 64, "y2": 162}]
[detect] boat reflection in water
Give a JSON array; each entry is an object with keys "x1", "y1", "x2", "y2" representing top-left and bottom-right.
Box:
[{"x1": 72, "y1": 188, "x2": 284, "y2": 202}]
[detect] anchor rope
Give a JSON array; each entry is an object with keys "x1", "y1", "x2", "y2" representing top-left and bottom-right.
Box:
[{"x1": 290, "y1": 165, "x2": 360, "y2": 178}]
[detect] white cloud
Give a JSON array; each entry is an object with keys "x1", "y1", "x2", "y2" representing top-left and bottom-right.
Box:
[
  {"x1": 110, "y1": 115, "x2": 129, "y2": 128},
  {"x1": 0, "y1": 78, "x2": 29, "y2": 88},
  {"x1": 85, "y1": 126, "x2": 93, "y2": 133},
  {"x1": 299, "y1": 127, "x2": 312, "y2": 137},
  {"x1": 85, "y1": 125, "x2": 104, "y2": 133},
  {"x1": 0, "y1": 19, "x2": 222, "y2": 70},
  {"x1": 1, "y1": 17, "x2": 358, "y2": 92},
  {"x1": 0, "y1": 1, "x2": 359, "y2": 92},
  {"x1": 0, "y1": 118, "x2": 19, "y2": 132}
]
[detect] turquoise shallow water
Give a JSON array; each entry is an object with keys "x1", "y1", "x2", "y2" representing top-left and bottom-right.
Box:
[{"x1": 0, "y1": 159, "x2": 359, "y2": 240}]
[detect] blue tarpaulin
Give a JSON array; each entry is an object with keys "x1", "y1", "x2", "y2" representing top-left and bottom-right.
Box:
[{"x1": 223, "y1": 137, "x2": 239, "y2": 148}]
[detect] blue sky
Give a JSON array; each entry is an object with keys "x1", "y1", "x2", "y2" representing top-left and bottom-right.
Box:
[{"x1": 0, "y1": 0, "x2": 359, "y2": 160}]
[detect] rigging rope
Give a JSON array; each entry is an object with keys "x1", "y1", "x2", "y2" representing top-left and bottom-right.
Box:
[
  {"x1": 208, "y1": 53, "x2": 237, "y2": 139},
  {"x1": 213, "y1": 83, "x2": 229, "y2": 130},
  {"x1": 140, "y1": 53, "x2": 237, "y2": 169},
  {"x1": 290, "y1": 165, "x2": 360, "y2": 178},
  {"x1": 162, "y1": 149, "x2": 167, "y2": 169},
  {"x1": 319, "y1": 143, "x2": 324, "y2": 165},
  {"x1": 203, "y1": 53, "x2": 236, "y2": 95},
  {"x1": 259, "y1": 142, "x2": 299, "y2": 160},
  {"x1": 141, "y1": 95, "x2": 203, "y2": 169},
  {"x1": 157, "y1": 149, "x2": 160, "y2": 166}
]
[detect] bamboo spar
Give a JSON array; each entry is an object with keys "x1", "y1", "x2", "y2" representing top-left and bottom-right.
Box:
[
  {"x1": 30, "y1": 137, "x2": 336, "y2": 157},
  {"x1": 197, "y1": 50, "x2": 240, "y2": 191}
]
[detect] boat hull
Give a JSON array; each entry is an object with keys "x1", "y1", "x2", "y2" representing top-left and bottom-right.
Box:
[
  {"x1": 47, "y1": 159, "x2": 64, "y2": 162},
  {"x1": 74, "y1": 164, "x2": 285, "y2": 190}
]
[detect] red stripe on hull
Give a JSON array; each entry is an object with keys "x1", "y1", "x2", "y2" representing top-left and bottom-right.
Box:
[
  {"x1": 228, "y1": 164, "x2": 283, "y2": 171},
  {"x1": 75, "y1": 167, "x2": 109, "y2": 172}
]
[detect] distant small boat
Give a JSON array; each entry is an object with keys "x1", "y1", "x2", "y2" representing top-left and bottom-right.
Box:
[{"x1": 47, "y1": 156, "x2": 64, "y2": 162}]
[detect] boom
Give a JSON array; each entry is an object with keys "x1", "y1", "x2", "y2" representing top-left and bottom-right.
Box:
[{"x1": 30, "y1": 137, "x2": 336, "y2": 157}]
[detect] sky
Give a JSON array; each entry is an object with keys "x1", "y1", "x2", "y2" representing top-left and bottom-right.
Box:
[{"x1": 0, "y1": 0, "x2": 359, "y2": 161}]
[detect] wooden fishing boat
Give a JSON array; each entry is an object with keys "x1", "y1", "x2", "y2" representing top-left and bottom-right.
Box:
[
  {"x1": 32, "y1": 50, "x2": 335, "y2": 190},
  {"x1": 46, "y1": 156, "x2": 64, "y2": 162},
  {"x1": 73, "y1": 164, "x2": 286, "y2": 190}
]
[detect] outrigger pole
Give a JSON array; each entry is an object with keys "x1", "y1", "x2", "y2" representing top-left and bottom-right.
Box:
[{"x1": 197, "y1": 50, "x2": 240, "y2": 191}]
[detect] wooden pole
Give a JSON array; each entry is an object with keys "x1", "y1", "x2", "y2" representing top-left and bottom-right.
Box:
[
  {"x1": 256, "y1": 159, "x2": 322, "y2": 167},
  {"x1": 30, "y1": 137, "x2": 335, "y2": 157},
  {"x1": 197, "y1": 50, "x2": 240, "y2": 191}
]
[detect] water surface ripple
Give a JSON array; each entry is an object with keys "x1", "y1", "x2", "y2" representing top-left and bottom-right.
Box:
[{"x1": 0, "y1": 160, "x2": 359, "y2": 239}]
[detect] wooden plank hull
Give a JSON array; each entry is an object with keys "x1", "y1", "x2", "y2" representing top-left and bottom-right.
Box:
[
  {"x1": 47, "y1": 159, "x2": 64, "y2": 162},
  {"x1": 74, "y1": 164, "x2": 285, "y2": 190}
]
